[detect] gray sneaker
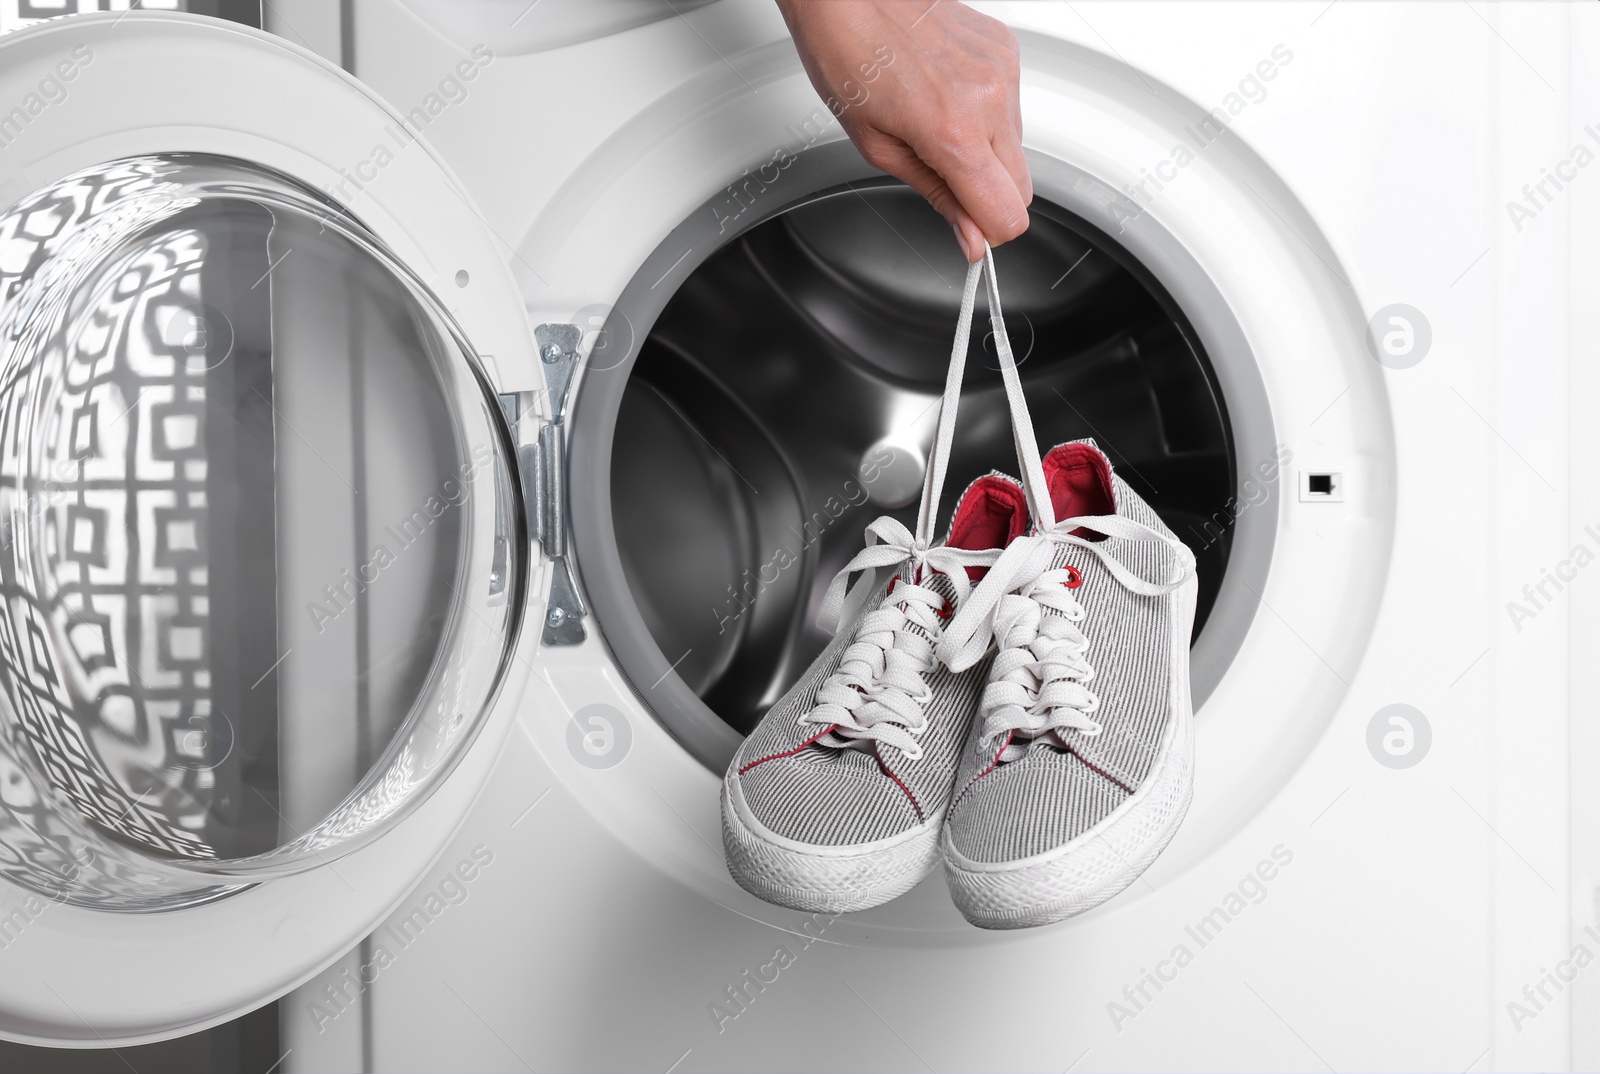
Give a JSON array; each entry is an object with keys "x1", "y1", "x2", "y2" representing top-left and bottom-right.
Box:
[
  {"x1": 936, "y1": 440, "x2": 1197, "y2": 929},
  {"x1": 721, "y1": 473, "x2": 1029, "y2": 913}
]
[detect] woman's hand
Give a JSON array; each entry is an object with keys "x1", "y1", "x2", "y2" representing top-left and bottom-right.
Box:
[{"x1": 777, "y1": 0, "x2": 1032, "y2": 262}]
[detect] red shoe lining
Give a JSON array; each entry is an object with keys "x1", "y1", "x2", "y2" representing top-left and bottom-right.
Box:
[
  {"x1": 1042, "y1": 443, "x2": 1115, "y2": 536},
  {"x1": 948, "y1": 476, "x2": 1030, "y2": 580}
]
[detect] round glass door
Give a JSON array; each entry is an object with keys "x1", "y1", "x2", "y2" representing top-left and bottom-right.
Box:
[{"x1": 0, "y1": 155, "x2": 523, "y2": 910}]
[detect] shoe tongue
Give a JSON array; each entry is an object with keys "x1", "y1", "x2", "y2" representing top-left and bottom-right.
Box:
[
  {"x1": 813, "y1": 733, "x2": 884, "y2": 761},
  {"x1": 945, "y1": 474, "x2": 1029, "y2": 582},
  {"x1": 946, "y1": 474, "x2": 1028, "y2": 551},
  {"x1": 919, "y1": 567, "x2": 958, "y2": 601},
  {"x1": 1042, "y1": 441, "x2": 1117, "y2": 522},
  {"x1": 1000, "y1": 727, "x2": 1070, "y2": 762},
  {"x1": 889, "y1": 564, "x2": 956, "y2": 645}
]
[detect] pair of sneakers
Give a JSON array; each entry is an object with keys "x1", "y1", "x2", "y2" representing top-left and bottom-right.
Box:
[{"x1": 720, "y1": 248, "x2": 1197, "y2": 930}]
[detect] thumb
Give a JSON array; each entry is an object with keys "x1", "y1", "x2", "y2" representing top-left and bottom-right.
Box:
[{"x1": 948, "y1": 209, "x2": 987, "y2": 263}]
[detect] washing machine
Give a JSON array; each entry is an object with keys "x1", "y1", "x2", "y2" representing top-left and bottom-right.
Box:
[{"x1": 0, "y1": 2, "x2": 1590, "y2": 1072}]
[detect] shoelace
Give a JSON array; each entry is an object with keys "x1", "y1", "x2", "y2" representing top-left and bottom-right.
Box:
[
  {"x1": 804, "y1": 517, "x2": 999, "y2": 761},
  {"x1": 795, "y1": 251, "x2": 1001, "y2": 765},
  {"x1": 938, "y1": 515, "x2": 1195, "y2": 760}
]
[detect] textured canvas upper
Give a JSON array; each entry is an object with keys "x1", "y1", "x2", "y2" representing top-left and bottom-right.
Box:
[
  {"x1": 729, "y1": 476, "x2": 1020, "y2": 848},
  {"x1": 945, "y1": 451, "x2": 1192, "y2": 865},
  {"x1": 945, "y1": 747, "x2": 1128, "y2": 863}
]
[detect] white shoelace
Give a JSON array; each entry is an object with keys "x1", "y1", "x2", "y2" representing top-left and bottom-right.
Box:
[
  {"x1": 798, "y1": 253, "x2": 1003, "y2": 764},
  {"x1": 920, "y1": 245, "x2": 1197, "y2": 765},
  {"x1": 797, "y1": 245, "x2": 1181, "y2": 766},
  {"x1": 803, "y1": 518, "x2": 999, "y2": 761},
  {"x1": 938, "y1": 516, "x2": 1195, "y2": 761}
]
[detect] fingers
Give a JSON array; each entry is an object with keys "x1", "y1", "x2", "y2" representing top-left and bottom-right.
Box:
[
  {"x1": 998, "y1": 63, "x2": 1031, "y2": 206},
  {"x1": 993, "y1": 127, "x2": 1033, "y2": 210},
  {"x1": 780, "y1": 0, "x2": 1034, "y2": 259},
  {"x1": 855, "y1": 131, "x2": 988, "y2": 260},
  {"x1": 898, "y1": 11, "x2": 1031, "y2": 251},
  {"x1": 936, "y1": 8, "x2": 1032, "y2": 228},
  {"x1": 920, "y1": 133, "x2": 1031, "y2": 255}
]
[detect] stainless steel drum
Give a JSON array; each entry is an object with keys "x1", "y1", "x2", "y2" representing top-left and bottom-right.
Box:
[{"x1": 577, "y1": 178, "x2": 1234, "y2": 768}]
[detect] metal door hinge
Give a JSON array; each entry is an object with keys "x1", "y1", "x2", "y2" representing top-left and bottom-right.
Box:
[{"x1": 520, "y1": 323, "x2": 587, "y2": 646}]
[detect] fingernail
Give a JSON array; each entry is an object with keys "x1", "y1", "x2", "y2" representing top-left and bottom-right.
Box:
[{"x1": 948, "y1": 221, "x2": 973, "y2": 260}]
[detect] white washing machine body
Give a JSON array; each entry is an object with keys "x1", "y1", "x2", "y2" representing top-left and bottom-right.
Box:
[
  {"x1": 301, "y1": 2, "x2": 1593, "y2": 1071},
  {"x1": 0, "y1": 4, "x2": 1588, "y2": 1072}
]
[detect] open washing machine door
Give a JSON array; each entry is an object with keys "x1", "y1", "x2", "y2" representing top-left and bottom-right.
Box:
[{"x1": 0, "y1": 12, "x2": 540, "y2": 1045}]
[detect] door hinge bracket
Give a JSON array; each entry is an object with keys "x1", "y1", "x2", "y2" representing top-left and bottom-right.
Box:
[{"x1": 527, "y1": 323, "x2": 586, "y2": 646}]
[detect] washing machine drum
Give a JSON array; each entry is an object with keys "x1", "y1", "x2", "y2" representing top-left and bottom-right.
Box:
[{"x1": 594, "y1": 184, "x2": 1234, "y2": 763}]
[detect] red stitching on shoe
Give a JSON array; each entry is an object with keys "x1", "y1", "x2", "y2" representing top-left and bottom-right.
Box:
[
  {"x1": 738, "y1": 725, "x2": 836, "y2": 775},
  {"x1": 740, "y1": 731, "x2": 926, "y2": 822},
  {"x1": 951, "y1": 735, "x2": 1135, "y2": 804},
  {"x1": 952, "y1": 731, "x2": 1013, "y2": 808},
  {"x1": 876, "y1": 754, "x2": 925, "y2": 823},
  {"x1": 1064, "y1": 746, "x2": 1135, "y2": 795},
  {"x1": 978, "y1": 731, "x2": 1012, "y2": 783}
]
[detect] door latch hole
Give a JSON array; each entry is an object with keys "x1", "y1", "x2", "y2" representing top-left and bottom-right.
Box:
[{"x1": 1299, "y1": 471, "x2": 1344, "y2": 502}]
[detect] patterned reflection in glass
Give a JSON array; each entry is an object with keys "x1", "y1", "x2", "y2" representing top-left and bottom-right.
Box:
[{"x1": 0, "y1": 156, "x2": 519, "y2": 908}]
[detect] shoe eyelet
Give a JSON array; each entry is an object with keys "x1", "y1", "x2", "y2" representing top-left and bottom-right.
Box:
[
  {"x1": 1064, "y1": 565, "x2": 1083, "y2": 589},
  {"x1": 935, "y1": 596, "x2": 953, "y2": 620}
]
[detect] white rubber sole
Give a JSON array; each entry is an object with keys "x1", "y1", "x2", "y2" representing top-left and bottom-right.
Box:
[
  {"x1": 721, "y1": 767, "x2": 943, "y2": 914},
  {"x1": 943, "y1": 577, "x2": 1198, "y2": 930}
]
